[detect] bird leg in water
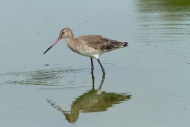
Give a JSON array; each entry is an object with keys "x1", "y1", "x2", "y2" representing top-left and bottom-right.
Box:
[
  {"x1": 90, "y1": 58, "x2": 94, "y2": 74},
  {"x1": 97, "y1": 59, "x2": 105, "y2": 74}
]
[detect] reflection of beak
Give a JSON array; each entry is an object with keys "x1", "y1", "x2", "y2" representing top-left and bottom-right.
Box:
[{"x1": 43, "y1": 36, "x2": 62, "y2": 54}]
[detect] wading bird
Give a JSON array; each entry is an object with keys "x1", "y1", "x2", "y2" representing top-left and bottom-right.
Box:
[{"x1": 44, "y1": 28, "x2": 128, "y2": 74}]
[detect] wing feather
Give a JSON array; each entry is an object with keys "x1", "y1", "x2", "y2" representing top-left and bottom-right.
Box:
[{"x1": 76, "y1": 35, "x2": 126, "y2": 51}]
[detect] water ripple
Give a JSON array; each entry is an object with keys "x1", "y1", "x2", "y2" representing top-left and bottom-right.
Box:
[{"x1": 0, "y1": 68, "x2": 82, "y2": 86}]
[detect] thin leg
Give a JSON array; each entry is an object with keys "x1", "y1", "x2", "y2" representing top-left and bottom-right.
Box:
[
  {"x1": 90, "y1": 58, "x2": 94, "y2": 74},
  {"x1": 97, "y1": 59, "x2": 106, "y2": 74},
  {"x1": 91, "y1": 73, "x2": 95, "y2": 90},
  {"x1": 99, "y1": 73, "x2": 105, "y2": 90}
]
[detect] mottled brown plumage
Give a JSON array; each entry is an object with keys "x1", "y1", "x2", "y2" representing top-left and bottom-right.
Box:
[
  {"x1": 44, "y1": 28, "x2": 128, "y2": 74},
  {"x1": 76, "y1": 35, "x2": 127, "y2": 51}
]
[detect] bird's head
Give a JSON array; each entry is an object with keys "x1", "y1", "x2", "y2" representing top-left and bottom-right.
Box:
[
  {"x1": 59, "y1": 28, "x2": 74, "y2": 39},
  {"x1": 43, "y1": 27, "x2": 73, "y2": 54}
]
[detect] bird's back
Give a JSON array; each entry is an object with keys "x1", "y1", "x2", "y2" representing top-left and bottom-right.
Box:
[{"x1": 76, "y1": 35, "x2": 128, "y2": 52}]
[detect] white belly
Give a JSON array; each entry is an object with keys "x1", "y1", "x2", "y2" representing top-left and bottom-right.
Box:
[{"x1": 68, "y1": 46, "x2": 101, "y2": 59}]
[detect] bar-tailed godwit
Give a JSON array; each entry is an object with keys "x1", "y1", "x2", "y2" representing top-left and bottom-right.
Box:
[{"x1": 44, "y1": 28, "x2": 128, "y2": 74}]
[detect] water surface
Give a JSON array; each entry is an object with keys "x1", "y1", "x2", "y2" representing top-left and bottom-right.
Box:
[{"x1": 0, "y1": 0, "x2": 190, "y2": 127}]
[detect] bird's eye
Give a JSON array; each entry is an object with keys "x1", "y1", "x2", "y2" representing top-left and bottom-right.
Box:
[{"x1": 60, "y1": 31, "x2": 64, "y2": 35}]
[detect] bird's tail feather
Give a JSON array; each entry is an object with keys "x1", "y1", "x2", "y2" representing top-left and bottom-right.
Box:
[{"x1": 123, "y1": 42, "x2": 128, "y2": 47}]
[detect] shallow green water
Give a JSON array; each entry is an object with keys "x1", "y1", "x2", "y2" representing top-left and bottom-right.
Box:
[{"x1": 0, "y1": 0, "x2": 190, "y2": 127}]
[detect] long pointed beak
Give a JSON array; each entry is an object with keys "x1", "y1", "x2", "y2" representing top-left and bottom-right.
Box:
[{"x1": 43, "y1": 37, "x2": 62, "y2": 54}]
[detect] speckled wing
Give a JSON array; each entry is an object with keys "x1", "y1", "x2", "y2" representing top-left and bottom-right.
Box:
[{"x1": 77, "y1": 35, "x2": 127, "y2": 51}]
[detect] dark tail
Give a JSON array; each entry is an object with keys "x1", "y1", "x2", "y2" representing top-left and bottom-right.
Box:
[
  {"x1": 123, "y1": 42, "x2": 128, "y2": 47},
  {"x1": 110, "y1": 41, "x2": 128, "y2": 48}
]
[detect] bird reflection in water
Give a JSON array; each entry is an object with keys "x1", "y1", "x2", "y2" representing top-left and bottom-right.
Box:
[{"x1": 47, "y1": 74, "x2": 131, "y2": 123}]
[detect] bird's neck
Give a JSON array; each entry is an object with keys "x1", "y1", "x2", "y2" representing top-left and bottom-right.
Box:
[
  {"x1": 65, "y1": 32, "x2": 75, "y2": 41},
  {"x1": 65, "y1": 37, "x2": 77, "y2": 52},
  {"x1": 65, "y1": 36, "x2": 75, "y2": 42}
]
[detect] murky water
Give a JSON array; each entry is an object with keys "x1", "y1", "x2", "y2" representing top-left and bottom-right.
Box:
[{"x1": 0, "y1": 0, "x2": 190, "y2": 127}]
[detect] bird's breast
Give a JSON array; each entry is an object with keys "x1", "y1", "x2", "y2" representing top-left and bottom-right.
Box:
[{"x1": 67, "y1": 43, "x2": 100, "y2": 59}]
